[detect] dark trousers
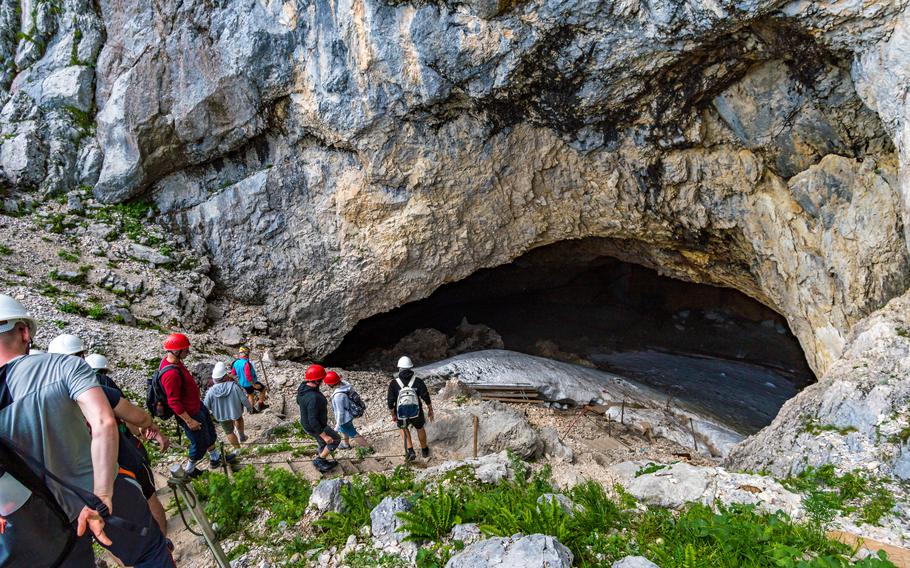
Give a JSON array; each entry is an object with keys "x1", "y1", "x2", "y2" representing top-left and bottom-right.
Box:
[
  {"x1": 177, "y1": 407, "x2": 217, "y2": 462},
  {"x1": 102, "y1": 474, "x2": 175, "y2": 567},
  {"x1": 60, "y1": 475, "x2": 175, "y2": 567}
]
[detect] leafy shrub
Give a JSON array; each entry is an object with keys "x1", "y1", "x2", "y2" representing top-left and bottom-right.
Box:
[
  {"x1": 262, "y1": 467, "x2": 312, "y2": 529},
  {"x1": 398, "y1": 486, "x2": 462, "y2": 542},
  {"x1": 782, "y1": 465, "x2": 895, "y2": 526},
  {"x1": 314, "y1": 482, "x2": 373, "y2": 545}
]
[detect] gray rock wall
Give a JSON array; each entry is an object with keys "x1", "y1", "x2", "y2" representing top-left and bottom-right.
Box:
[{"x1": 1, "y1": 0, "x2": 908, "y2": 380}]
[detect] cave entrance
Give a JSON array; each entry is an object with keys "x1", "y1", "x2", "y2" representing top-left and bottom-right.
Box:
[{"x1": 327, "y1": 238, "x2": 815, "y2": 434}]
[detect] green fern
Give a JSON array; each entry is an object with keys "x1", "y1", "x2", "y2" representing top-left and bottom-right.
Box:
[{"x1": 397, "y1": 486, "x2": 461, "y2": 542}]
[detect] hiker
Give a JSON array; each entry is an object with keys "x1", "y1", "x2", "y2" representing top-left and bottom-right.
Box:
[
  {"x1": 387, "y1": 356, "x2": 434, "y2": 461},
  {"x1": 87, "y1": 352, "x2": 171, "y2": 539},
  {"x1": 204, "y1": 362, "x2": 255, "y2": 449},
  {"x1": 233, "y1": 346, "x2": 268, "y2": 411},
  {"x1": 296, "y1": 364, "x2": 341, "y2": 472},
  {"x1": 325, "y1": 370, "x2": 370, "y2": 450},
  {"x1": 159, "y1": 332, "x2": 230, "y2": 477},
  {"x1": 0, "y1": 295, "x2": 174, "y2": 567},
  {"x1": 47, "y1": 333, "x2": 87, "y2": 357}
]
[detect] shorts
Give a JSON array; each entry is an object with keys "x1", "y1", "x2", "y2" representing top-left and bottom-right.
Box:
[
  {"x1": 242, "y1": 383, "x2": 265, "y2": 395},
  {"x1": 396, "y1": 411, "x2": 426, "y2": 430},
  {"x1": 337, "y1": 421, "x2": 358, "y2": 438},
  {"x1": 312, "y1": 427, "x2": 341, "y2": 453},
  {"x1": 219, "y1": 420, "x2": 236, "y2": 435}
]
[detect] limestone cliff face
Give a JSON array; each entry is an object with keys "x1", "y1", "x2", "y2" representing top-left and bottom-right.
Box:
[{"x1": 1, "y1": 0, "x2": 909, "y2": 380}]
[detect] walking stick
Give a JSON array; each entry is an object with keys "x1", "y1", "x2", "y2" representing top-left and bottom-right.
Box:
[{"x1": 258, "y1": 349, "x2": 274, "y2": 390}]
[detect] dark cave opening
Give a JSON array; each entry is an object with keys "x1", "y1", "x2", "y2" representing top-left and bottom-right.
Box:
[{"x1": 327, "y1": 239, "x2": 816, "y2": 432}]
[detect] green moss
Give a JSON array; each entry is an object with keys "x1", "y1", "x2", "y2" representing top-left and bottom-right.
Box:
[
  {"x1": 57, "y1": 249, "x2": 80, "y2": 262},
  {"x1": 803, "y1": 417, "x2": 858, "y2": 436}
]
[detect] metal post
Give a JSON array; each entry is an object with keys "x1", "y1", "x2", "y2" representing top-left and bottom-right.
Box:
[
  {"x1": 168, "y1": 474, "x2": 231, "y2": 568},
  {"x1": 689, "y1": 418, "x2": 699, "y2": 453},
  {"x1": 220, "y1": 442, "x2": 229, "y2": 477},
  {"x1": 472, "y1": 415, "x2": 479, "y2": 458},
  {"x1": 620, "y1": 399, "x2": 625, "y2": 425}
]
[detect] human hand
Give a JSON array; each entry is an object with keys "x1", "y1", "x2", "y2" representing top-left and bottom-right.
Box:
[
  {"x1": 77, "y1": 505, "x2": 111, "y2": 545},
  {"x1": 186, "y1": 418, "x2": 202, "y2": 431},
  {"x1": 427, "y1": 409, "x2": 435, "y2": 422},
  {"x1": 320, "y1": 432, "x2": 334, "y2": 443}
]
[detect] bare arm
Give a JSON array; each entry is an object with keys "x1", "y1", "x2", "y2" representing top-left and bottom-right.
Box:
[
  {"x1": 75, "y1": 386, "x2": 118, "y2": 510},
  {"x1": 113, "y1": 398, "x2": 153, "y2": 430}
]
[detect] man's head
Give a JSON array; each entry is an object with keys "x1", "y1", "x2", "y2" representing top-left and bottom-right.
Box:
[
  {"x1": 397, "y1": 356, "x2": 413, "y2": 370},
  {"x1": 212, "y1": 362, "x2": 229, "y2": 383},
  {"x1": 0, "y1": 295, "x2": 35, "y2": 363},
  {"x1": 48, "y1": 334, "x2": 86, "y2": 358},
  {"x1": 305, "y1": 364, "x2": 326, "y2": 386},
  {"x1": 163, "y1": 332, "x2": 191, "y2": 360},
  {"x1": 324, "y1": 371, "x2": 341, "y2": 389},
  {"x1": 238, "y1": 346, "x2": 250, "y2": 358}
]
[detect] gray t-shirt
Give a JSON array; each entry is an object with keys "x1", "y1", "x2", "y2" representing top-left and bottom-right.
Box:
[{"x1": 0, "y1": 353, "x2": 101, "y2": 520}]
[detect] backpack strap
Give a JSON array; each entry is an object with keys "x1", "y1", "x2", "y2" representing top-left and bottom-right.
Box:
[
  {"x1": 0, "y1": 434, "x2": 148, "y2": 536},
  {"x1": 395, "y1": 378, "x2": 405, "y2": 389}
]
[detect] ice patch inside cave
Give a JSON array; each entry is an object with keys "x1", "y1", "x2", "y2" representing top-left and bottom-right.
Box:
[{"x1": 327, "y1": 238, "x2": 816, "y2": 435}]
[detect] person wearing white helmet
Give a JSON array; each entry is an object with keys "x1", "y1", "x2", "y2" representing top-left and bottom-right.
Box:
[
  {"x1": 0, "y1": 295, "x2": 117, "y2": 564},
  {"x1": 387, "y1": 355, "x2": 434, "y2": 462},
  {"x1": 0, "y1": 296, "x2": 176, "y2": 567},
  {"x1": 47, "y1": 333, "x2": 86, "y2": 357},
  {"x1": 86, "y1": 353, "x2": 172, "y2": 542},
  {"x1": 204, "y1": 362, "x2": 254, "y2": 451}
]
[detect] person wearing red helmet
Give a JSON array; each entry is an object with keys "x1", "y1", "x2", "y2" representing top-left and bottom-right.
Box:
[
  {"x1": 296, "y1": 364, "x2": 340, "y2": 472},
  {"x1": 325, "y1": 371, "x2": 370, "y2": 451},
  {"x1": 159, "y1": 333, "x2": 232, "y2": 477}
]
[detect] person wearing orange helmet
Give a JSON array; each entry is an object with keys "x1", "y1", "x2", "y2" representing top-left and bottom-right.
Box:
[
  {"x1": 296, "y1": 364, "x2": 340, "y2": 472},
  {"x1": 159, "y1": 333, "x2": 231, "y2": 477},
  {"x1": 324, "y1": 371, "x2": 370, "y2": 451}
]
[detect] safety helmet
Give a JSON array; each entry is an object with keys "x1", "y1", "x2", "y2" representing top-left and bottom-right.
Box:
[
  {"x1": 397, "y1": 356, "x2": 413, "y2": 369},
  {"x1": 48, "y1": 334, "x2": 85, "y2": 356},
  {"x1": 305, "y1": 364, "x2": 326, "y2": 383},
  {"x1": 0, "y1": 295, "x2": 37, "y2": 337},
  {"x1": 163, "y1": 332, "x2": 191, "y2": 351},
  {"x1": 85, "y1": 353, "x2": 109, "y2": 370},
  {"x1": 211, "y1": 362, "x2": 229, "y2": 381},
  {"x1": 238, "y1": 346, "x2": 250, "y2": 354},
  {"x1": 324, "y1": 371, "x2": 341, "y2": 386}
]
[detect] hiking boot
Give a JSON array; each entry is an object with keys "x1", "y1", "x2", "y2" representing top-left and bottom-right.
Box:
[
  {"x1": 186, "y1": 468, "x2": 204, "y2": 479},
  {"x1": 312, "y1": 457, "x2": 338, "y2": 473},
  {"x1": 405, "y1": 448, "x2": 416, "y2": 462},
  {"x1": 209, "y1": 456, "x2": 223, "y2": 468},
  {"x1": 238, "y1": 432, "x2": 248, "y2": 443},
  {"x1": 421, "y1": 446, "x2": 430, "y2": 459},
  {"x1": 338, "y1": 441, "x2": 351, "y2": 450},
  {"x1": 225, "y1": 452, "x2": 239, "y2": 464},
  {"x1": 259, "y1": 402, "x2": 270, "y2": 409}
]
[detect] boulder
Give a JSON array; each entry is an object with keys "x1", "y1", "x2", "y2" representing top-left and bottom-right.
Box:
[
  {"x1": 445, "y1": 534, "x2": 573, "y2": 568},
  {"x1": 450, "y1": 523, "x2": 483, "y2": 545},
  {"x1": 370, "y1": 496, "x2": 412, "y2": 546},
  {"x1": 417, "y1": 452, "x2": 514, "y2": 485},
  {"x1": 539, "y1": 427, "x2": 574, "y2": 463},
  {"x1": 129, "y1": 243, "x2": 172, "y2": 266},
  {"x1": 219, "y1": 325, "x2": 245, "y2": 347},
  {"x1": 308, "y1": 478, "x2": 349, "y2": 514},
  {"x1": 426, "y1": 402, "x2": 542, "y2": 459},
  {"x1": 612, "y1": 557, "x2": 661, "y2": 568},
  {"x1": 610, "y1": 461, "x2": 804, "y2": 518}
]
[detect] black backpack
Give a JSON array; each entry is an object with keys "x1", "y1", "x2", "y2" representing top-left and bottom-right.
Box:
[
  {"x1": 146, "y1": 364, "x2": 177, "y2": 419},
  {"x1": 0, "y1": 361, "x2": 145, "y2": 567},
  {"x1": 346, "y1": 389, "x2": 366, "y2": 418}
]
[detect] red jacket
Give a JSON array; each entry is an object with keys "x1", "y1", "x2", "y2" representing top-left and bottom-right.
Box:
[{"x1": 159, "y1": 358, "x2": 201, "y2": 416}]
